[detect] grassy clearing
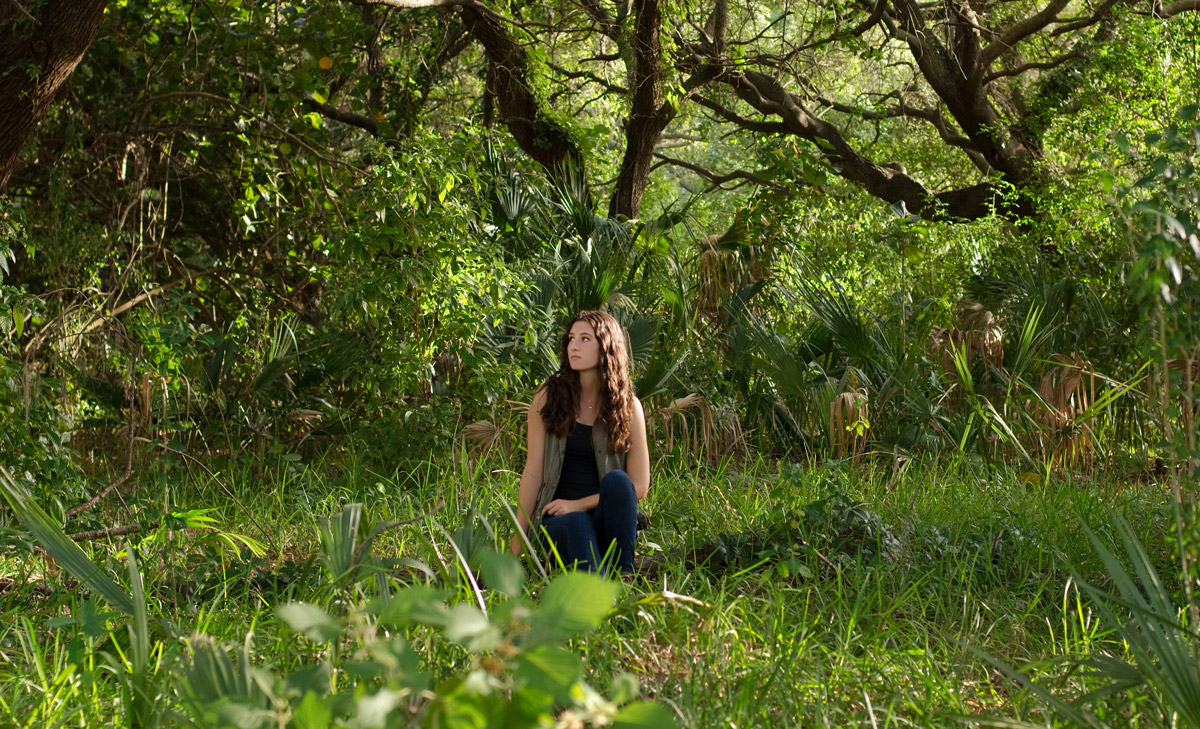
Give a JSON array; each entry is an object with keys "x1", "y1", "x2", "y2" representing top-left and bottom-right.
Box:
[{"x1": 0, "y1": 449, "x2": 1178, "y2": 727}]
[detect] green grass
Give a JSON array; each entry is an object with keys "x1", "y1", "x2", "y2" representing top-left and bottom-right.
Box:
[{"x1": 0, "y1": 447, "x2": 1183, "y2": 728}]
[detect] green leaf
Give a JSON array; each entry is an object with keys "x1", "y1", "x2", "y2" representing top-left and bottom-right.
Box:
[
  {"x1": 317, "y1": 503, "x2": 362, "y2": 581},
  {"x1": 45, "y1": 598, "x2": 113, "y2": 638},
  {"x1": 343, "y1": 659, "x2": 387, "y2": 680},
  {"x1": 480, "y1": 550, "x2": 525, "y2": 597},
  {"x1": 286, "y1": 662, "x2": 332, "y2": 696},
  {"x1": 514, "y1": 645, "x2": 580, "y2": 702},
  {"x1": 377, "y1": 585, "x2": 450, "y2": 628},
  {"x1": 433, "y1": 687, "x2": 491, "y2": 729},
  {"x1": 444, "y1": 603, "x2": 499, "y2": 651},
  {"x1": 612, "y1": 701, "x2": 677, "y2": 728},
  {"x1": 528, "y1": 572, "x2": 620, "y2": 644},
  {"x1": 292, "y1": 691, "x2": 331, "y2": 729},
  {"x1": 609, "y1": 673, "x2": 640, "y2": 705},
  {"x1": 0, "y1": 467, "x2": 134, "y2": 615},
  {"x1": 277, "y1": 603, "x2": 342, "y2": 643},
  {"x1": 351, "y1": 689, "x2": 405, "y2": 729}
]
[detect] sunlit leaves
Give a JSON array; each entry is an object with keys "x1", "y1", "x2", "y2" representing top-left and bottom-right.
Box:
[{"x1": 277, "y1": 602, "x2": 342, "y2": 643}]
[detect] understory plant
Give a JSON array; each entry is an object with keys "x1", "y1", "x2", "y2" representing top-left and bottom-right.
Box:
[
  {"x1": 0, "y1": 473, "x2": 674, "y2": 728},
  {"x1": 971, "y1": 102, "x2": 1200, "y2": 729}
]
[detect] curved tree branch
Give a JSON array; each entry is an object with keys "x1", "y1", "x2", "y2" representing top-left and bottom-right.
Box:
[
  {"x1": 1050, "y1": 0, "x2": 1123, "y2": 35},
  {"x1": 458, "y1": 4, "x2": 588, "y2": 186},
  {"x1": 345, "y1": 0, "x2": 456, "y2": 6},
  {"x1": 0, "y1": 0, "x2": 111, "y2": 190},
  {"x1": 982, "y1": 48, "x2": 1084, "y2": 84},
  {"x1": 1160, "y1": 0, "x2": 1200, "y2": 14},
  {"x1": 305, "y1": 99, "x2": 380, "y2": 135},
  {"x1": 694, "y1": 95, "x2": 789, "y2": 135},
  {"x1": 576, "y1": 0, "x2": 621, "y2": 40},
  {"x1": 653, "y1": 153, "x2": 788, "y2": 192},
  {"x1": 608, "y1": 0, "x2": 722, "y2": 217},
  {"x1": 980, "y1": 0, "x2": 1072, "y2": 68},
  {"x1": 720, "y1": 69, "x2": 1008, "y2": 220}
]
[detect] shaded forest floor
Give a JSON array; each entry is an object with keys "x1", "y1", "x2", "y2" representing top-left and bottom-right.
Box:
[{"x1": 0, "y1": 447, "x2": 1179, "y2": 727}]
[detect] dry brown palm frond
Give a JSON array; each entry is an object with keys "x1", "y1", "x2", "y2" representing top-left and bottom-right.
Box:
[
  {"x1": 461, "y1": 420, "x2": 501, "y2": 448},
  {"x1": 456, "y1": 403, "x2": 531, "y2": 471},
  {"x1": 932, "y1": 302, "x2": 1005, "y2": 383},
  {"x1": 1030, "y1": 353, "x2": 1098, "y2": 472},
  {"x1": 1166, "y1": 357, "x2": 1200, "y2": 378},
  {"x1": 961, "y1": 306, "x2": 1004, "y2": 372},
  {"x1": 649, "y1": 393, "x2": 746, "y2": 463},
  {"x1": 1165, "y1": 352, "x2": 1200, "y2": 471},
  {"x1": 287, "y1": 408, "x2": 323, "y2": 425},
  {"x1": 930, "y1": 325, "x2": 970, "y2": 382},
  {"x1": 697, "y1": 237, "x2": 732, "y2": 323},
  {"x1": 651, "y1": 392, "x2": 712, "y2": 458},
  {"x1": 661, "y1": 393, "x2": 706, "y2": 415},
  {"x1": 710, "y1": 400, "x2": 748, "y2": 462},
  {"x1": 829, "y1": 387, "x2": 869, "y2": 461}
]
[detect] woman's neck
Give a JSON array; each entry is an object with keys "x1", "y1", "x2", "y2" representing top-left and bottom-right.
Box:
[{"x1": 577, "y1": 370, "x2": 600, "y2": 400}]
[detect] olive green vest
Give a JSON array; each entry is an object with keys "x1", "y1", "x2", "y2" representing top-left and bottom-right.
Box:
[{"x1": 531, "y1": 419, "x2": 626, "y2": 533}]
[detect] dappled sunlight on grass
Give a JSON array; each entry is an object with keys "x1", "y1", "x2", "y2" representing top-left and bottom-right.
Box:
[{"x1": 0, "y1": 448, "x2": 1181, "y2": 727}]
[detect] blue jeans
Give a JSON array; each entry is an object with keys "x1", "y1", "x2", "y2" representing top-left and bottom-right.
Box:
[{"x1": 539, "y1": 470, "x2": 637, "y2": 575}]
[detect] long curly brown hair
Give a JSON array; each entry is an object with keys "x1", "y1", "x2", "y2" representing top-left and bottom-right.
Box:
[{"x1": 539, "y1": 310, "x2": 635, "y2": 453}]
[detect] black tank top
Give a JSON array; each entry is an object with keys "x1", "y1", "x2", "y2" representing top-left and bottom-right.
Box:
[{"x1": 552, "y1": 422, "x2": 601, "y2": 501}]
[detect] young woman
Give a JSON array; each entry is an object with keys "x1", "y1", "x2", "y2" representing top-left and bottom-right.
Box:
[{"x1": 510, "y1": 310, "x2": 650, "y2": 575}]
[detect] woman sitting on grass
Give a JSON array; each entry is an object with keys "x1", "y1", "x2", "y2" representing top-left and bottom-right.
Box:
[{"x1": 510, "y1": 310, "x2": 650, "y2": 576}]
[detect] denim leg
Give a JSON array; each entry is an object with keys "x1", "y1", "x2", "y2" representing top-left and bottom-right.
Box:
[
  {"x1": 539, "y1": 512, "x2": 601, "y2": 572},
  {"x1": 592, "y1": 470, "x2": 638, "y2": 574}
]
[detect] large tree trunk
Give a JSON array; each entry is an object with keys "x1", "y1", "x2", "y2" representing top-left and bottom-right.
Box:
[
  {"x1": 608, "y1": 0, "x2": 666, "y2": 219},
  {"x1": 458, "y1": 4, "x2": 587, "y2": 185},
  {"x1": 0, "y1": 0, "x2": 110, "y2": 191},
  {"x1": 608, "y1": 0, "x2": 722, "y2": 219}
]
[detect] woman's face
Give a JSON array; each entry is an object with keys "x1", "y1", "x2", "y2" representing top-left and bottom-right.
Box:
[{"x1": 566, "y1": 320, "x2": 601, "y2": 372}]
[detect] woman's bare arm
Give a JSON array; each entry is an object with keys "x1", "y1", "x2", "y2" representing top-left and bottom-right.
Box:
[
  {"x1": 626, "y1": 398, "x2": 651, "y2": 499},
  {"x1": 511, "y1": 390, "x2": 547, "y2": 556}
]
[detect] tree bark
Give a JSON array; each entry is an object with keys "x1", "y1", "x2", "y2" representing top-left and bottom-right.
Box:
[
  {"x1": 717, "y1": 69, "x2": 1012, "y2": 220},
  {"x1": 458, "y1": 4, "x2": 587, "y2": 184},
  {"x1": 0, "y1": 0, "x2": 110, "y2": 191},
  {"x1": 608, "y1": 0, "x2": 666, "y2": 219},
  {"x1": 608, "y1": 0, "x2": 722, "y2": 218}
]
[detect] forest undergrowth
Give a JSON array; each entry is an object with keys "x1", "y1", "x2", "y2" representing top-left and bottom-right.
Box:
[{"x1": 0, "y1": 446, "x2": 1180, "y2": 728}]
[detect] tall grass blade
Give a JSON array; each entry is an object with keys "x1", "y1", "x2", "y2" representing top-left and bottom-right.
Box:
[
  {"x1": 1078, "y1": 519, "x2": 1200, "y2": 726},
  {"x1": 125, "y1": 545, "x2": 157, "y2": 728},
  {"x1": 318, "y1": 503, "x2": 362, "y2": 581},
  {"x1": 0, "y1": 467, "x2": 134, "y2": 616}
]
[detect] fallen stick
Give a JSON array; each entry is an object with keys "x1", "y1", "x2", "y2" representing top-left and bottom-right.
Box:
[
  {"x1": 0, "y1": 579, "x2": 54, "y2": 597},
  {"x1": 69, "y1": 521, "x2": 158, "y2": 542},
  {"x1": 66, "y1": 355, "x2": 140, "y2": 521},
  {"x1": 64, "y1": 468, "x2": 134, "y2": 520}
]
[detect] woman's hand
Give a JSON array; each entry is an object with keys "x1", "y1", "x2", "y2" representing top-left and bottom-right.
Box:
[
  {"x1": 541, "y1": 498, "x2": 591, "y2": 516},
  {"x1": 513, "y1": 390, "x2": 549, "y2": 557}
]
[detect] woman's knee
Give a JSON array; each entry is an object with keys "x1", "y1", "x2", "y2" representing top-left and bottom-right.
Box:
[
  {"x1": 600, "y1": 470, "x2": 638, "y2": 491},
  {"x1": 541, "y1": 511, "x2": 593, "y2": 537},
  {"x1": 600, "y1": 469, "x2": 634, "y2": 495}
]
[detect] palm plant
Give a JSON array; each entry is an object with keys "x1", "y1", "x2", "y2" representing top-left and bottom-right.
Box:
[
  {"x1": 733, "y1": 277, "x2": 956, "y2": 459},
  {"x1": 968, "y1": 516, "x2": 1200, "y2": 728},
  {"x1": 477, "y1": 161, "x2": 701, "y2": 405}
]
